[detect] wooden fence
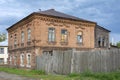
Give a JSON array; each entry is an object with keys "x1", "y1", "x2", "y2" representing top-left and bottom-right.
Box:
[{"x1": 36, "y1": 49, "x2": 120, "y2": 74}]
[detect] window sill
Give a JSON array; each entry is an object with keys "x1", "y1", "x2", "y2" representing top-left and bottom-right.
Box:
[
  {"x1": 60, "y1": 42, "x2": 68, "y2": 45},
  {"x1": 20, "y1": 64, "x2": 25, "y2": 67},
  {"x1": 26, "y1": 65, "x2": 31, "y2": 68},
  {"x1": 21, "y1": 43, "x2": 24, "y2": 47},
  {"x1": 76, "y1": 42, "x2": 83, "y2": 46},
  {"x1": 27, "y1": 41, "x2": 31, "y2": 45},
  {"x1": 47, "y1": 41, "x2": 56, "y2": 45}
]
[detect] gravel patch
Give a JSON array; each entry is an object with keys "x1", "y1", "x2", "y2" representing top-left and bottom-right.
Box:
[{"x1": 0, "y1": 72, "x2": 40, "y2": 80}]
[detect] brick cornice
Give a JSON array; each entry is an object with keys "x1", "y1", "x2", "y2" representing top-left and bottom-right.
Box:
[
  {"x1": 34, "y1": 15, "x2": 96, "y2": 27},
  {"x1": 7, "y1": 13, "x2": 96, "y2": 32}
]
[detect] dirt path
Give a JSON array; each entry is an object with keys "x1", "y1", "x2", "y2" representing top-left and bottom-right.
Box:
[{"x1": 0, "y1": 72, "x2": 39, "y2": 80}]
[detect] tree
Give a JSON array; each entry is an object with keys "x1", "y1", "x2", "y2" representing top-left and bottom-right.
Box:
[
  {"x1": 0, "y1": 33, "x2": 6, "y2": 42},
  {"x1": 117, "y1": 41, "x2": 120, "y2": 48}
]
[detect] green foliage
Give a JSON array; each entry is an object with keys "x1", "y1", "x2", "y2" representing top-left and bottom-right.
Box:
[
  {"x1": 0, "y1": 67, "x2": 120, "y2": 80},
  {"x1": 117, "y1": 41, "x2": 120, "y2": 48},
  {"x1": 29, "y1": 70, "x2": 46, "y2": 75},
  {"x1": 0, "y1": 67, "x2": 46, "y2": 76},
  {"x1": 0, "y1": 33, "x2": 6, "y2": 42},
  {"x1": 68, "y1": 71, "x2": 120, "y2": 80},
  {"x1": 68, "y1": 73, "x2": 80, "y2": 77}
]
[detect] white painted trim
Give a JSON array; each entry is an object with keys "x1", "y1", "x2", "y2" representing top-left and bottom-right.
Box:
[
  {"x1": 20, "y1": 53, "x2": 24, "y2": 67},
  {"x1": 26, "y1": 53, "x2": 31, "y2": 68}
]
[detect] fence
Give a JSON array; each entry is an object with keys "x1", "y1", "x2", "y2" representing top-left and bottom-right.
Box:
[{"x1": 36, "y1": 49, "x2": 120, "y2": 74}]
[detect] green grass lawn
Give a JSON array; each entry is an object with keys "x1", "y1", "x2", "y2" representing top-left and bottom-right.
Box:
[{"x1": 0, "y1": 67, "x2": 120, "y2": 80}]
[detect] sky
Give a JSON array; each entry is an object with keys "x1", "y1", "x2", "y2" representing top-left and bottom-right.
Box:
[{"x1": 0, "y1": 0, "x2": 120, "y2": 45}]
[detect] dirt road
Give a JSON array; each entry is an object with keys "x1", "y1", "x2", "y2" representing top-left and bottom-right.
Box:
[{"x1": 0, "y1": 72, "x2": 39, "y2": 80}]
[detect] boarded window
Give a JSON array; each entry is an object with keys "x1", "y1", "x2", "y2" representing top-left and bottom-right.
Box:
[
  {"x1": 21, "y1": 31, "x2": 24, "y2": 43},
  {"x1": 14, "y1": 34, "x2": 17, "y2": 48}
]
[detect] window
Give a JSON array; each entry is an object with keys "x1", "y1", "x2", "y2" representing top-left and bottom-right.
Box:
[
  {"x1": 10, "y1": 56, "x2": 12, "y2": 65},
  {"x1": 21, "y1": 31, "x2": 24, "y2": 43},
  {"x1": 27, "y1": 29, "x2": 31, "y2": 41},
  {"x1": 102, "y1": 38, "x2": 105, "y2": 47},
  {"x1": 77, "y1": 31, "x2": 83, "y2": 43},
  {"x1": 14, "y1": 34, "x2": 17, "y2": 48},
  {"x1": 14, "y1": 56, "x2": 17, "y2": 65},
  {"x1": 48, "y1": 28, "x2": 55, "y2": 42},
  {"x1": 0, "y1": 48, "x2": 4, "y2": 54},
  {"x1": 103, "y1": 37, "x2": 106, "y2": 47},
  {"x1": 0, "y1": 58, "x2": 4, "y2": 64},
  {"x1": 98, "y1": 37, "x2": 101, "y2": 47},
  {"x1": 98, "y1": 36, "x2": 107, "y2": 47},
  {"x1": 14, "y1": 40, "x2": 17, "y2": 48},
  {"x1": 61, "y1": 29, "x2": 68, "y2": 42},
  {"x1": 26, "y1": 53, "x2": 31, "y2": 67},
  {"x1": 20, "y1": 54, "x2": 24, "y2": 67}
]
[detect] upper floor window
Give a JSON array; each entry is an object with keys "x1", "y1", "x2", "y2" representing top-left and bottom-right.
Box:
[
  {"x1": 0, "y1": 48, "x2": 4, "y2": 54},
  {"x1": 21, "y1": 31, "x2": 24, "y2": 43},
  {"x1": 103, "y1": 37, "x2": 106, "y2": 47},
  {"x1": 48, "y1": 28, "x2": 55, "y2": 42},
  {"x1": 14, "y1": 34, "x2": 17, "y2": 48},
  {"x1": 61, "y1": 29, "x2": 68, "y2": 42},
  {"x1": 27, "y1": 29, "x2": 31, "y2": 41},
  {"x1": 98, "y1": 37, "x2": 101, "y2": 47},
  {"x1": 98, "y1": 36, "x2": 105, "y2": 47},
  {"x1": 77, "y1": 31, "x2": 83, "y2": 43},
  {"x1": 10, "y1": 35, "x2": 12, "y2": 38},
  {"x1": 98, "y1": 36, "x2": 106, "y2": 47}
]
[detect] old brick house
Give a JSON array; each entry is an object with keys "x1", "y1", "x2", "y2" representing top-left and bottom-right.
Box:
[{"x1": 7, "y1": 9, "x2": 110, "y2": 69}]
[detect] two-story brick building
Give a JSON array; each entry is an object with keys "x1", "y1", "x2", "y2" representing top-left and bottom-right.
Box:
[{"x1": 7, "y1": 9, "x2": 110, "y2": 69}]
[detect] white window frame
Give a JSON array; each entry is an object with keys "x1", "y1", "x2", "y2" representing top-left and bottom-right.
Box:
[
  {"x1": 20, "y1": 53, "x2": 24, "y2": 67},
  {"x1": 77, "y1": 31, "x2": 83, "y2": 43},
  {"x1": 26, "y1": 53, "x2": 31, "y2": 68},
  {"x1": 0, "y1": 48, "x2": 4, "y2": 54},
  {"x1": 27, "y1": 29, "x2": 31, "y2": 41},
  {"x1": 48, "y1": 27, "x2": 55, "y2": 42}
]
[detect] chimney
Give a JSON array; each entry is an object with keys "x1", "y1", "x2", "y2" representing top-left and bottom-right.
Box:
[{"x1": 39, "y1": 9, "x2": 41, "y2": 11}]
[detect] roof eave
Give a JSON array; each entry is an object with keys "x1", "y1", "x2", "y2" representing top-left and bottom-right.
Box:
[
  {"x1": 7, "y1": 12, "x2": 36, "y2": 31},
  {"x1": 97, "y1": 25, "x2": 111, "y2": 32},
  {"x1": 7, "y1": 12, "x2": 97, "y2": 31},
  {"x1": 34, "y1": 12, "x2": 96, "y2": 24}
]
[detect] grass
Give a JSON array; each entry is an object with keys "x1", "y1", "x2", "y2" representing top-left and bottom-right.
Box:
[{"x1": 0, "y1": 67, "x2": 120, "y2": 80}]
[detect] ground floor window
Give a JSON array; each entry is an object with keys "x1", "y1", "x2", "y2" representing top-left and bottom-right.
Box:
[
  {"x1": 10, "y1": 56, "x2": 12, "y2": 65},
  {"x1": 20, "y1": 54, "x2": 24, "y2": 67},
  {"x1": 14, "y1": 56, "x2": 17, "y2": 65},
  {"x1": 26, "y1": 53, "x2": 31, "y2": 67},
  {"x1": 0, "y1": 58, "x2": 4, "y2": 64}
]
